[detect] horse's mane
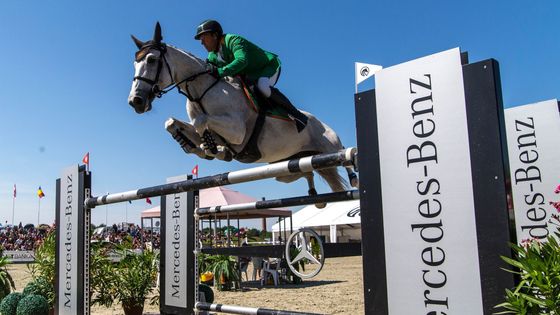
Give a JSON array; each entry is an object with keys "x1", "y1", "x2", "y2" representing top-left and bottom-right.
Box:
[
  {"x1": 166, "y1": 43, "x2": 244, "y2": 90},
  {"x1": 166, "y1": 44, "x2": 206, "y2": 68}
]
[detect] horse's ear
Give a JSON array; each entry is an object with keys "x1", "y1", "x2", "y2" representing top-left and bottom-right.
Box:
[
  {"x1": 154, "y1": 22, "x2": 163, "y2": 44},
  {"x1": 131, "y1": 35, "x2": 145, "y2": 49}
]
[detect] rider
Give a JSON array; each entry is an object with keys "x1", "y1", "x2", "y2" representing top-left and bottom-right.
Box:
[{"x1": 194, "y1": 19, "x2": 308, "y2": 132}]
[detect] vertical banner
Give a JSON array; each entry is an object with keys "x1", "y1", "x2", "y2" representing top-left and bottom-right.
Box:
[
  {"x1": 505, "y1": 99, "x2": 560, "y2": 242},
  {"x1": 56, "y1": 165, "x2": 88, "y2": 315},
  {"x1": 374, "y1": 48, "x2": 483, "y2": 314},
  {"x1": 160, "y1": 175, "x2": 195, "y2": 314}
]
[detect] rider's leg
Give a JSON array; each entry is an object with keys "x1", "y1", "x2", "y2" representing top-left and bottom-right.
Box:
[{"x1": 257, "y1": 73, "x2": 308, "y2": 133}]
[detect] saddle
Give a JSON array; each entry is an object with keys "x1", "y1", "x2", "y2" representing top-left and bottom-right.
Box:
[{"x1": 239, "y1": 80, "x2": 291, "y2": 121}]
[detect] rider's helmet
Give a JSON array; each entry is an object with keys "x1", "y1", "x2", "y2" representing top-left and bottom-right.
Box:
[{"x1": 194, "y1": 20, "x2": 223, "y2": 40}]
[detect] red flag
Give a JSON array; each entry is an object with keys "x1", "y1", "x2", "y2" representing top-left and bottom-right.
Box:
[
  {"x1": 191, "y1": 164, "x2": 199, "y2": 177},
  {"x1": 13, "y1": 184, "x2": 16, "y2": 198},
  {"x1": 82, "y1": 152, "x2": 89, "y2": 165},
  {"x1": 146, "y1": 197, "x2": 152, "y2": 205}
]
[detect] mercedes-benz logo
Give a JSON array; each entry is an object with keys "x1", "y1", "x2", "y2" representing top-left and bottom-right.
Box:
[{"x1": 360, "y1": 66, "x2": 370, "y2": 77}]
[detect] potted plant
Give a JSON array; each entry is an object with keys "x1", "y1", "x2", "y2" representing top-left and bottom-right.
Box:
[
  {"x1": 207, "y1": 255, "x2": 239, "y2": 291},
  {"x1": 111, "y1": 249, "x2": 159, "y2": 315}
]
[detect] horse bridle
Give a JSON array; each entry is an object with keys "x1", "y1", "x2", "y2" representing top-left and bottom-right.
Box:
[{"x1": 132, "y1": 43, "x2": 219, "y2": 110}]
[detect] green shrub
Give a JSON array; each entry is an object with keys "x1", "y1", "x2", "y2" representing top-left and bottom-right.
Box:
[
  {"x1": 22, "y1": 277, "x2": 54, "y2": 309},
  {"x1": 16, "y1": 294, "x2": 49, "y2": 315},
  {"x1": 0, "y1": 292, "x2": 23, "y2": 315},
  {"x1": 0, "y1": 256, "x2": 15, "y2": 302},
  {"x1": 497, "y1": 231, "x2": 560, "y2": 314}
]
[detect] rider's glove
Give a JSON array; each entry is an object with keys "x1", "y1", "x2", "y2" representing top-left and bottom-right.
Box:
[{"x1": 206, "y1": 63, "x2": 219, "y2": 78}]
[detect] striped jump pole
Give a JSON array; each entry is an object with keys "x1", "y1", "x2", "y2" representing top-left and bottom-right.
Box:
[
  {"x1": 85, "y1": 148, "x2": 356, "y2": 208},
  {"x1": 195, "y1": 189, "x2": 360, "y2": 217},
  {"x1": 195, "y1": 302, "x2": 325, "y2": 315}
]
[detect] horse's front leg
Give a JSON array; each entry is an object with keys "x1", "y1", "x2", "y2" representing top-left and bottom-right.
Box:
[{"x1": 165, "y1": 117, "x2": 216, "y2": 160}]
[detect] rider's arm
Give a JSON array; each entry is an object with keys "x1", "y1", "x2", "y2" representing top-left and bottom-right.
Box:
[{"x1": 217, "y1": 35, "x2": 249, "y2": 77}]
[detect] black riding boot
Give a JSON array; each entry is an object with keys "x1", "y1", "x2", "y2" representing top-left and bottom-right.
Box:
[{"x1": 268, "y1": 87, "x2": 308, "y2": 132}]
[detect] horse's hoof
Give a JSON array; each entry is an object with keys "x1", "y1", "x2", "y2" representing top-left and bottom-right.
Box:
[
  {"x1": 315, "y1": 202, "x2": 327, "y2": 209},
  {"x1": 349, "y1": 173, "x2": 359, "y2": 188}
]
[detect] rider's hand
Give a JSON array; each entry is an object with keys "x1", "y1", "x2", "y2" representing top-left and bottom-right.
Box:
[{"x1": 206, "y1": 63, "x2": 219, "y2": 78}]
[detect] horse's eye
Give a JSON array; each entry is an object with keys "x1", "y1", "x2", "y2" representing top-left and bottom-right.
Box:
[{"x1": 147, "y1": 56, "x2": 156, "y2": 64}]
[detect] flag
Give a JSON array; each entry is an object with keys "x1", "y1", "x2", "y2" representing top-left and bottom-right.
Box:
[
  {"x1": 37, "y1": 186, "x2": 45, "y2": 198},
  {"x1": 146, "y1": 197, "x2": 152, "y2": 205},
  {"x1": 13, "y1": 184, "x2": 16, "y2": 198},
  {"x1": 355, "y1": 62, "x2": 383, "y2": 92},
  {"x1": 82, "y1": 152, "x2": 90, "y2": 165},
  {"x1": 191, "y1": 164, "x2": 199, "y2": 177}
]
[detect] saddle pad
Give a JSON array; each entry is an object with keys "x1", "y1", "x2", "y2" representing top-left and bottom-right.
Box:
[{"x1": 240, "y1": 80, "x2": 291, "y2": 121}]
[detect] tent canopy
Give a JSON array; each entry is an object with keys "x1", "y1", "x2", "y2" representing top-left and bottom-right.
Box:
[
  {"x1": 271, "y1": 200, "x2": 360, "y2": 232},
  {"x1": 140, "y1": 186, "x2": 291, "y2": 219}
]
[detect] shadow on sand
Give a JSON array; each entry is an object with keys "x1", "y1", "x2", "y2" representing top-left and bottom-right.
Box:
[{"x1": 239, "y1": 279, "x2": 344, "y2": 290}]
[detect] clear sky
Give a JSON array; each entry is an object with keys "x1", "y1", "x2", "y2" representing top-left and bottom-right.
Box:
[{"x1": 0, "y1": 1, "x2": 558, "y2": 228}]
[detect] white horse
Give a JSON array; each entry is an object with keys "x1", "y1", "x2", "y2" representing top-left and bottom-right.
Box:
[{"x1": 127, "y1": 23, "x2": 358, "y2": 198}]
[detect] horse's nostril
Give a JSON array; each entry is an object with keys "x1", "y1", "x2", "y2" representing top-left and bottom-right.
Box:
[{"x1": 132, "y1": 96, "x2": 143, "y2": 106}]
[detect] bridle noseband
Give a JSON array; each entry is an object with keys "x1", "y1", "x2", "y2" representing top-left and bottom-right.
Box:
[{"x1": 132, "y1": 43, "x2": 219, "y2": 110}]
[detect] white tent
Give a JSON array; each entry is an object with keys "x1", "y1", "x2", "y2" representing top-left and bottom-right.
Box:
[{"x1": 271, "y1": 200, "x2": 361, "y2": 243}]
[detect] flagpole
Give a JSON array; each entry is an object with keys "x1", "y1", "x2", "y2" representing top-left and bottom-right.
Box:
[
  {"x1": 38, "y1": 197, "x2": 41, "y2": 226},
  {"x1": 12, "y1": 197, "x2": 15, "y2": 226},
  {"x1": 125, "y1": 202, "x2": 128, "y2": 224}
]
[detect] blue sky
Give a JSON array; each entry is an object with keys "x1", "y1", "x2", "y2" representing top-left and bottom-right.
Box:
[{"x1": 0, "y1": 1, "x2": 558, "y2": 228}]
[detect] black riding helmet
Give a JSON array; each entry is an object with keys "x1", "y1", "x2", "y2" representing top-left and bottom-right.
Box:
[{"x1": 194, "y1": 20, "x2": 223, "y2": 40}]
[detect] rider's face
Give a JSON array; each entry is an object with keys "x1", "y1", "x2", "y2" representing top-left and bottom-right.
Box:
[{"x1": 200, "y1": 33, "x2": 219, "y2": 52}]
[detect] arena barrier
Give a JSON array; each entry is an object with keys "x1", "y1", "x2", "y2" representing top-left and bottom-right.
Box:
[{"x1": 55, "y1": 148, "x2": 356, "y2": 315}]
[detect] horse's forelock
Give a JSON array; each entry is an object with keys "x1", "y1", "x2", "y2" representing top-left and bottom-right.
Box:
[{"x1": 134, "y1": 41, "x2": 165, "y2": 62}]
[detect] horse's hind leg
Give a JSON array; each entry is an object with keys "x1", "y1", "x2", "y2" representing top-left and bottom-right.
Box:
[
  {"x1": 345, "y1": 166, "x2": 359, "y2": 188},
  {"x1": 304, "y1": 173, "x2": 327, "y2": 209},
  {"x1": 274, "y1": 173, "x2": 326, "y2": 208}
]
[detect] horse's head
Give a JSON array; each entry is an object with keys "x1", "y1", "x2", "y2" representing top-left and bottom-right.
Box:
[{"x1": 128, "y1": 22, "x2": 173, "y2": 114}]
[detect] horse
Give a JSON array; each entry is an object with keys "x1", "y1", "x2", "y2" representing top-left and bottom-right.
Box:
[{"x1": 127, "y1": 23, "x2": 358, "y2": 201}]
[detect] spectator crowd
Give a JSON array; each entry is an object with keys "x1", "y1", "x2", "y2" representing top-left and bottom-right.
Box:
[{"x1": 0, "y1": 222, "x2": 160, "y2": 251}]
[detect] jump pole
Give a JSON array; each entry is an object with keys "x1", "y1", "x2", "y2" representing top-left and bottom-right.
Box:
[
  {"x1": 195, "y1": 302, "x2": 325, "y2": 315},
  {"x1": 85, "y1": 148, "x2": 356, "y2": 208},
  {"x1": 195, "y1": 190, "x2": 360, "y2": 217}
]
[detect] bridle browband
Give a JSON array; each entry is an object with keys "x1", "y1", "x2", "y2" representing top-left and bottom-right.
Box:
[{"x1": 132, "y1": 43, "x2": 219, "y2": 112}]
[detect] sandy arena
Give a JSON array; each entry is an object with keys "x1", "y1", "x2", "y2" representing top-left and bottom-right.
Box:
[{"x1": 7, "y1": 256, "x2": 364, "y2": 315}]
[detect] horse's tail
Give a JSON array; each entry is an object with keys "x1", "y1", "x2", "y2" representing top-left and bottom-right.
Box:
[{"x1": 316, "y1": 168, "x2": 349, "y2": 192}]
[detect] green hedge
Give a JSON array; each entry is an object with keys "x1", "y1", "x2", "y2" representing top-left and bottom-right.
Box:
[
  {"x1": 16, "y1": 294, "x2": 49, "y2": 315},
  {"x1": 0, "y1": 292, "x2": 23, "y2": 315}
]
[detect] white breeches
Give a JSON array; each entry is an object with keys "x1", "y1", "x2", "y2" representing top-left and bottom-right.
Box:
[{"x1": 256, "y1": 69, "x2": 280, "y2": 98}]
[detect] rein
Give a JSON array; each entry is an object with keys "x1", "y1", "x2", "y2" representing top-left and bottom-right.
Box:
[{"x1": 133, "y1": 43, "x2": 219, "y2": 114}]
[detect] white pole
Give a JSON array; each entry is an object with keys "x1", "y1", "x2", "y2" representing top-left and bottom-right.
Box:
[
  {"x1": 12, "y1": 197, "x2": 15, "y2": 226},
  {"x1": 37, "y1": 198, "x2": 41, "y2": 226},
  {"x1": 125, "y1": 202, "x2": 128, "y2": 224}
]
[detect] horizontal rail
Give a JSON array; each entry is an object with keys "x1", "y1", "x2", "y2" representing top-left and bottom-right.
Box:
[
  {"x1": 196, "y1": 190, "x2": 360, "y2": 217},
  {"x1": 84, "y1": 148, "x2": 356, "y2": 208},
  {"x1": 195, "y1": 302, "x2": 325, "y2": 315}
]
